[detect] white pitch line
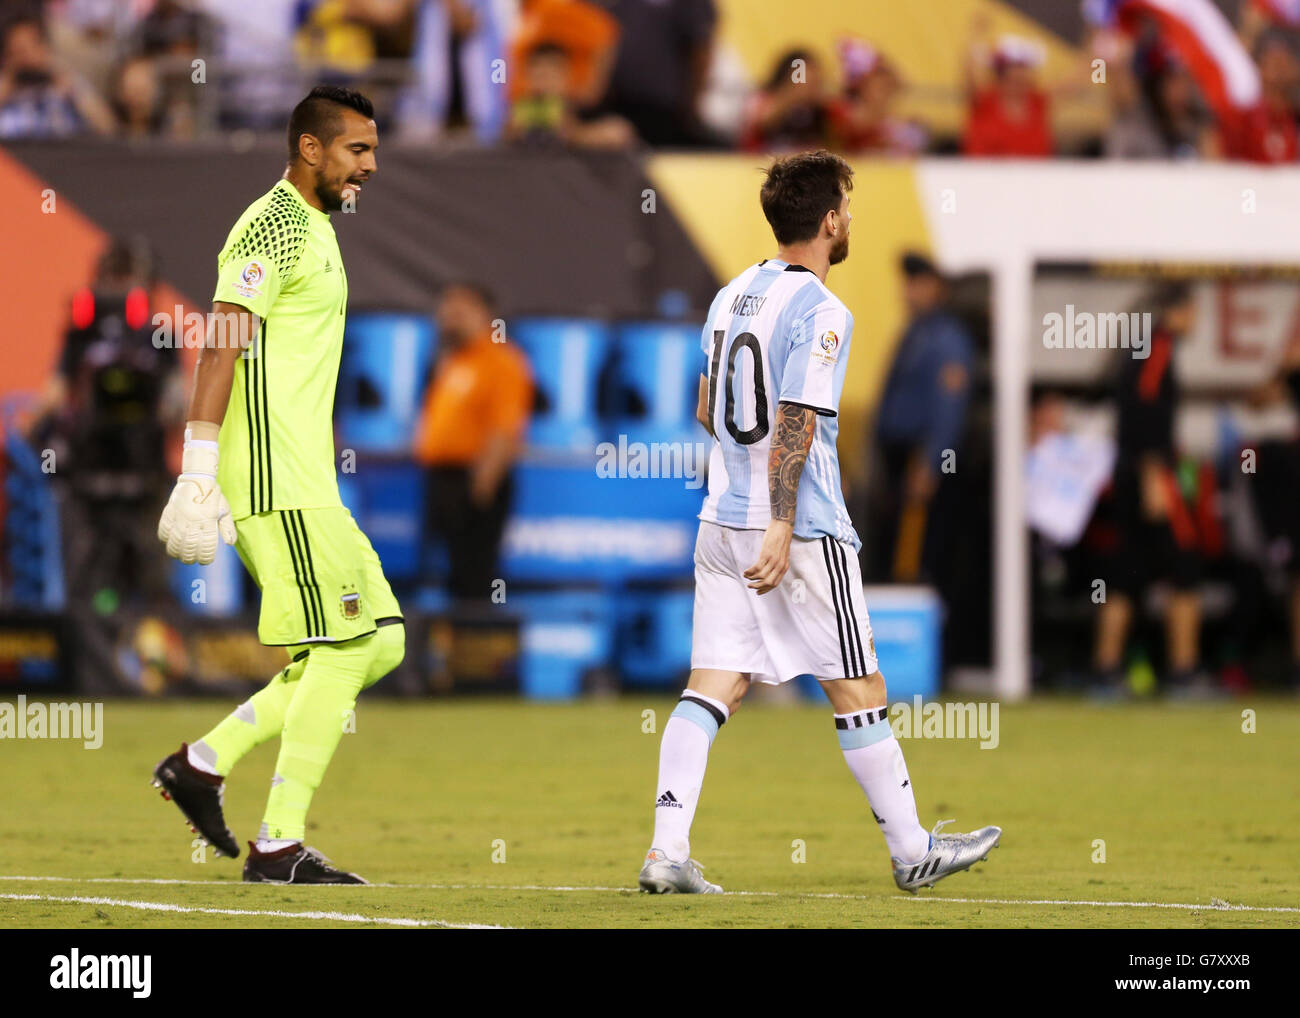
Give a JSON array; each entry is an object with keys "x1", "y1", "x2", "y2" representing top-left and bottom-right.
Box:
[
  {"x1": 0, "y1": 876, "x2": 241, "y2": 887},
  {"x1": 1, "y1": 876, "x2": 1296, "y2": 913},
  {"x1": 0, "y1": 892, "x2": 507, "y2": 929},
  {"x1": 897, "y1": 895, "x2": 1300, "y2": 914}
]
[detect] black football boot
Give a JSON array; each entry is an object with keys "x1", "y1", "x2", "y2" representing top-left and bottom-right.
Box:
[
  {"x1": 151, "y1": 742, "x2": 240, "y2": 858},
  {"x1": 242, "y1": 842, "x2": 368, "y2": 884}
]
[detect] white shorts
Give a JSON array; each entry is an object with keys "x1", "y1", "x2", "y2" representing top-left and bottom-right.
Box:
[{"x1": 690, "y1": 520, "x2": 878, "y2": 684}]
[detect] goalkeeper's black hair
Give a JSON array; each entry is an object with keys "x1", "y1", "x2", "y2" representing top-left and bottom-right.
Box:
[{"x1": 287, "y1": 86, "x2": 375, "y2": 161}]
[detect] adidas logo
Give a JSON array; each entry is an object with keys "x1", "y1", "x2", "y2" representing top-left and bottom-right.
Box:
[
  {"x1": 906, "y1": 856, "x2": 942, "y2": 884},
  {"x1": 324, "y1": 257, "x2": 333, "y2": 272},
  {"x1": 656, "y1": 791, "x2": 683, "y2": 809}
]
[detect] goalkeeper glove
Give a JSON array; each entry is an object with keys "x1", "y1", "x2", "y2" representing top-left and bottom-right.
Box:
[{"x1": 158, "y1": 424, "x2": 237, "y2": 565}]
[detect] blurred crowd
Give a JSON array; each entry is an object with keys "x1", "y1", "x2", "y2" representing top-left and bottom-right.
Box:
[
  {"x1": 0, "y1": 0, "x2": 718, "y2": 147},
  {"x1": 1019, "y1": 278, "x2": 1300, "y2": 698},
  {"x1": 867, "y1": 254, "x2": 1300, "y2": 697},
  {"x1": 5, "y1": 0, "x2": 1300, "y2": 161}
]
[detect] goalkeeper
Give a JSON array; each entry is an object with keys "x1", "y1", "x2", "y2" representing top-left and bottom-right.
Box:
[{"x1": 151, "y1": 86, "x2": 402, "y2": 884}]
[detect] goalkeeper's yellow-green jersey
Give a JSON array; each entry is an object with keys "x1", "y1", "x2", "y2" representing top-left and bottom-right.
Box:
[{"x1": 212, "y1": 178, "x2": 348, "y2": 520}]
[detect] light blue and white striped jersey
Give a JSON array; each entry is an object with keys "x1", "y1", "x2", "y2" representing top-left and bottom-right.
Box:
[{"x1": 698, "y1": 258, "x2": 859, "y2": 550}]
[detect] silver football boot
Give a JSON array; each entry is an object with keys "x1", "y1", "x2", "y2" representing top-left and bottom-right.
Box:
[
  {"x1": 892, "y1": 819, "x2": 1001, "y2": 893},
  {"x1": 638, "y1": 849, "x2": 723, "y2": 894}
]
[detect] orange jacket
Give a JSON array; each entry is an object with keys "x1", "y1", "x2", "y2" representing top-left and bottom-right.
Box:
[{"x1": 413, "y1": 331, "x2": 533, "y2": 466}]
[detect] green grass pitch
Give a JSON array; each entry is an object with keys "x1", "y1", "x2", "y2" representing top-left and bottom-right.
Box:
[{"x1": 1, "y1": 697, "x2": 1297, "y2": 928}]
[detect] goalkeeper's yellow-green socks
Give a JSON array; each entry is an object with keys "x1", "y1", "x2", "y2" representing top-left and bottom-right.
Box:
[
  {"x1": 188, "y1": 623, "x2": 404, "y2": 847},
  {"x1": 257, "y1": 632, "x2": 379, "y2": 844},
  {"x1": 188, "y1": 656, "x2": 308, "y2": 777}
]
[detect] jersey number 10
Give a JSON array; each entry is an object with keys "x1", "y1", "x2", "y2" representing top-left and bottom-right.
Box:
[{"x1": 708, "y1": 329, "x2": 769, "y2": 447}]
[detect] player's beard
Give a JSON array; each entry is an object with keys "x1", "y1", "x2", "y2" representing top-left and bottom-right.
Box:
[
  {"x1": 315, "y1": 174, "x2": 348, "y2": 212},
  {"x1": 829, "y1": 234, "x2": 850, "y2": 266}
]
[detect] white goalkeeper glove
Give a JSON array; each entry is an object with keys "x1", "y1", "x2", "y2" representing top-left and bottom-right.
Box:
[{"x1": 158, "y1": 425, "x2": 237, "y2": 565}]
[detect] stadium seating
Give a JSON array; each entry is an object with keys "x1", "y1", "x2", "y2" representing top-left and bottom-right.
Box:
[
  {"x1": 336, "y1": 313, "x2": 437, "y2": 455},
  {"x1": 509, "y1": 317, "x2": 612, "y2": 457},
  {"x1": 169, "y1": 549, "x2": 245, "y2": 617},
  {"x1": 328, "y1": 314, "x2": 706, "y2": 692},
  {"x1": 339, "y1": 459, "x2": 426, "y2": 584},
  {"x1": 2, "y1": 424, "x2": 64, "y2": 611},
  {"x1": 507, "y1": 589, "x2": 616, "y2": 699},
  {"x1": 615, "y1": 585, "x2": 695, "y2": 688},
  {"x1": 609, "y1": 321, "x2": 703, "y2": 450}
]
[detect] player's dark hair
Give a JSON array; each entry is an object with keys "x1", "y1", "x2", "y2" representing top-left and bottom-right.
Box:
[
  {"x1": 287, "y1": 85, "x2": 375, "y2": 161},
  {"x1": 760, "y1": 150, "x2": 853, "y2": 247}
]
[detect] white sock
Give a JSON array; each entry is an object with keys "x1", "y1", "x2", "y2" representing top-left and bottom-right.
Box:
[
  {"x1": 186, "y1": 742, "x2": 220, "y2": 776},
  {"x1": 836, "y1": 709, "x2": 931, "y2": 864},
  {"x1": 651, "y1": 693, "x2": 729, "y2": 862},
  {"x1": 255, "y1": 838, "x2": 300, "y2": 853}
]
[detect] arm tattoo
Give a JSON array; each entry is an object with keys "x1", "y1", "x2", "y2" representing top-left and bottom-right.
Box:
[{"x1": 769, "y1": 402, "x2": 816, "y2": 524}]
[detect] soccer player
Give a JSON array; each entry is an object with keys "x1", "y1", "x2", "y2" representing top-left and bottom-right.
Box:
[
  {"x1": 638, "y1": 151, "x2": 1001, "y2": 895},
  {"x1": 151, "y1": 86, "x2": 403, "y2": 884}
]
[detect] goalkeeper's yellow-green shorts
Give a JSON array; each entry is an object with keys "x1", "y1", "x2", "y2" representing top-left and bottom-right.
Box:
[{"x1": 233, "y1": 506, "x2": 402, "y2": 647}]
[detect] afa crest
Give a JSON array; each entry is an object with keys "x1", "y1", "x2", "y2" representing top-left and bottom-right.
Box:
[{"x1": 340, "y1": 588, "x2": 362, "y2": 621}]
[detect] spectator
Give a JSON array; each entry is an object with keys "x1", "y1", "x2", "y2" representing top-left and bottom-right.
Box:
[
  {"x1": 869, "y1": 253, "x2": 975, "y2": 587},
  {"x1": 740, "y1": 48, "x2": 834, "y2": 153},
  {"x1": 0, "y1": 15, "x2": 114, "y2": 137},
  {"x1": 828, "y1": 37, "x2": 926, "y2": 156},
  {"x1": 294, "y1": 0, "x2": 383, "y2": 74},
  {"x1": 123, "y1": 0, "x2": 210, "y2": 138},
  {"x1": 293, "y1": 0, "x2": 434, "y2": 78},
  {"x1": 509, "y1": 41, "x2": 568, "y2": 144},
  {"x1": 1025, "y1": 389, "x2": 1115, "y2": 550},
  {"x1": 1246, "y1": 331, "x2": 1300, "y2": 691},
  {"x1": 597, "y1": 0, "x2": 717, "y2": 147},
  {"x1": 137, "y1": 0, "x2": 208, "y2": 58},
  {"x1": 398, "y1": 0, "x2": 511, "y2": 142},
  {"x1": 1106, "y1": 42, "x2": 1218, "y2": 159},
  {"x1": 44, "y1": 0, "x2": 142, "y2": 99},
  {"x1": 1223, "y1": 32, "x2": 1299, "y2": 163},
  {"x1": 509, "y1": 0, "x2": 620, "y2": 112},
  {"x1": 111, "y1": 53, "x2": 164, "y2": 137},
  {"x1": 1092, "y1": 282, "x2": 1212, "y2": 697},
  {"x1": 962, "y1": 28, "x2": 1053, "y2": 157},
  {"x1": 507, "y1": 40, "x2": 634, "y2": 148},
  {"x1": 189, "y1": 0, "x2": 301, "y2": 130},
  {"x1": 413, "y1": 283, "x2": 533, "y2": 603}
]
